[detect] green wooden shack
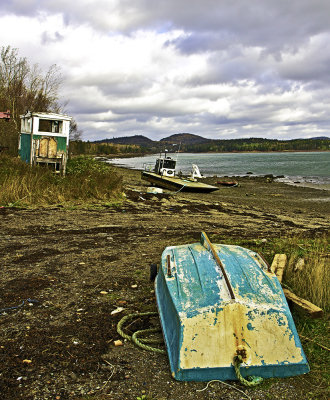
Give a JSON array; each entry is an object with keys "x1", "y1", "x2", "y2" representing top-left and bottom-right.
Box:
[{"x1": 19, "y1": 111, "x2": 72, "y2": 174}]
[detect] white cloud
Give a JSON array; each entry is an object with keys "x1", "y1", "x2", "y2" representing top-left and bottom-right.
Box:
[{"x1": 1, "y1": 1, "x2": 330, "y2": 140}]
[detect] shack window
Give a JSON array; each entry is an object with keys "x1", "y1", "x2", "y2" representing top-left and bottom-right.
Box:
[
  {"x1": 38, "y1": 119, "x2": 63, "y2": 133},
  {"x1": 21, "y1": 118, "x2": 31, "y2": 133}
]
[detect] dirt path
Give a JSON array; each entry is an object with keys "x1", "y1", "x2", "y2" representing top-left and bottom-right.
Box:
[{"x1": 0, "y1": 168, "x2": 329, "y2": 400}]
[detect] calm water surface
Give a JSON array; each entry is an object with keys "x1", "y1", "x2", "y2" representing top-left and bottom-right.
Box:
[{"x1": 108, "y1": 152, "x2": 330, "y2": 187}]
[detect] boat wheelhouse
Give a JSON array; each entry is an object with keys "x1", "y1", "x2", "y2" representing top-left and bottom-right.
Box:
[{"x1": 141, "y1": 151, "x2": 218, "y2": 193}]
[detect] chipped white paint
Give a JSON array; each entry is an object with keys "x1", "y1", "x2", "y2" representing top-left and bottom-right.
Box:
[{"x1": 179, "y1": 301, "x2": 304, "y2": 370}]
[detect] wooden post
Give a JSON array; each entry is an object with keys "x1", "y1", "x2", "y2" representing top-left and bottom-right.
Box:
[
  {"x1": 270, "y1": 254, "x2": 287, "y2": 283},
  {"x1": 29, "y1": 115, "x2": 34, "y2": 165}
]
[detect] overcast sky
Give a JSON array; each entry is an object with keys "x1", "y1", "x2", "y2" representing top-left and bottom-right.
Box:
[{"x1": 1, "y1": 0, "x2": 330, "y2": 141}]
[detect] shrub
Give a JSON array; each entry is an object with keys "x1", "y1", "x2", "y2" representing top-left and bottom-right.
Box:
[{"x1": 0, "y1": 155, "x2": 123, "y2": 206}]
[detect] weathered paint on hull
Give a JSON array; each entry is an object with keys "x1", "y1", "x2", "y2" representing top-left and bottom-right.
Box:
[
  {"x1": 155, "y1": 234, "x2": 309, "y2": 381},
  {"x1": 141, "y1": 171, "x2": 218, "y2": 193}
]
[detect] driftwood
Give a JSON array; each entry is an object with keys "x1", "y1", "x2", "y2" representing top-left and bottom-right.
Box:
[
  {"x1": 270, "y1": 254, "x2": 287, "y2": 282},
  {"x1": 283, "y1": 288, "x2": 324, "y2": 319},
  {"x1": 271, "y1": 254, "x2": 324, "y2": 319}
]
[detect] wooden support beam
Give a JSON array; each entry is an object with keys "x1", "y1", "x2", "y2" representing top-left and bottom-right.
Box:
[
  {"x1": 283, "y1": 288, "x2": 324, "y2": 319},
  {"x1": 271, "y1": 254, "x2": 287, "y2": 283}
]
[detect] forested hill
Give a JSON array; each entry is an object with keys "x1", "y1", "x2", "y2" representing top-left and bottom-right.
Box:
[
  {"x1": 160, "y1": 133, "x2": 211, "y2": 144},
  {"x1": 82, "y1": 134, "x2": 330, "y2": 155},
  {"x1": 183, "y1": 137, "x2": 330, "y2": 152},
  {"x1": 93, "y1": 135, "x2": 155, "y2": 146}
]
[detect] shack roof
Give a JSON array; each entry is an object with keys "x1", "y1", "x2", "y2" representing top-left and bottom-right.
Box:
[
  {"x1": 0, "y1": 110, "x2": 10, "y2": 120},
  {"x1": 20, "y1": 111, "x2": 72, "y2": 121}
]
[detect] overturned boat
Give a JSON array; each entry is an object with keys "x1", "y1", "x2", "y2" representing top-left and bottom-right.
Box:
[
  {"x1": 154, "y1": 232, "x2": 309, "y2": 381},
  {"x1": 141, "y1": 151, "x2": 218, "y2": 193}
]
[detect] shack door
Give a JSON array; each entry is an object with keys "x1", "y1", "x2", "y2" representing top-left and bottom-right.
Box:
[
  {"x1": 38, "y1": 137, "x2": 58, "y2": 158},
  {"x1": 48, "y1": 138, "x2": 57, "y2": 158}
]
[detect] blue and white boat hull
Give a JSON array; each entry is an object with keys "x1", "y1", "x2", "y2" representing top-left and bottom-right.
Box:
[{"x1": 155, "y1": 232, "x2": 309, "y2": 381}]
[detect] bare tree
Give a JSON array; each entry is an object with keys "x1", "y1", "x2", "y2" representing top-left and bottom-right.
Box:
[
  {"x1": 0, "y1": 45, "x2": 65, "y2": 154},
  {"x1": 69, "y1": 118, "x2": 83, "y2": 141},
  {"x1": 0, "y1": 46, "x2": 63, "y2": 123},
  {"x1": 0, "y1": 46, "x2": 29, "y2": 130}
]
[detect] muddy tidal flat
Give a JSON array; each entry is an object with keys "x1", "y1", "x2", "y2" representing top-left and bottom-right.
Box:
[{"x1": 0, "y1": 167, "x2": 329, "y2": 400}]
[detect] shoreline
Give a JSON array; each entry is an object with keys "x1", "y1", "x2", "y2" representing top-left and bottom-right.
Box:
[
  {"x1": 275, "y1": 180, "x2": 330, "y2": 191},
  {"x1": 109, "y1": 162, "x2": 330, "y2": 192},
  {"x1": 115, "y1": 165, "x2": 330, "y2": 213},
  {"x1": 96, "y1": 149, "x2": 330, "y2": 159}
]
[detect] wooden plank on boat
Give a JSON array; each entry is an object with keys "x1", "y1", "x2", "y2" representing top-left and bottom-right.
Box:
[
  {"x1": 200, "y1": 231, "x2": 235, "y2": 300},
  {"x1": 271, "y1": 254, "x2": 287, "y2": 282},
  {"x1": 283, "y1": 288, "x2": 324, "y2": 318}
]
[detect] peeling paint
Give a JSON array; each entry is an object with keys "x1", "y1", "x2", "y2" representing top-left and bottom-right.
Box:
[
  {"x1": 156, "y1": 233, "x2": 309, "y2": 381},
  {"x1": 179, "y1": 301, "x2": 303, "y2": 370}
]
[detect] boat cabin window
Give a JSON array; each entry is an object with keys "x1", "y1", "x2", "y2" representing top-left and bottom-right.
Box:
[
  {"x1": 155, "y1": 158, "x2": 176, "y2": 173},
  {"x1": 163, "y1": 159, "x2": 176, "y2": 169}
]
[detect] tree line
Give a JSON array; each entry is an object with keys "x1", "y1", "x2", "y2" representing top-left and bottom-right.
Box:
[
  {"x1": 69, "y1": 140, "x2": 144, "y2": 156},
  {"x1": 69, "y1": 136, "x2": 329, "y2": 157},
  {"x1": 183, "y1": 138, "x2": 330, "y2": 153}
]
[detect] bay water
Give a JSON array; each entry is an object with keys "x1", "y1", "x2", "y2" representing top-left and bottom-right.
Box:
[{"x1": 107, "y1": 152, "x2": 330, "y2": 189}]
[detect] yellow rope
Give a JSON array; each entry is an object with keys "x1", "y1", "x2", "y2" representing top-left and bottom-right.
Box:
[
  {"x1": 234, "y1": 355, "x2": 263, "y2": 387},
  {"x1": 117, "y1": 312, "x2": 166, "y2": 354}
]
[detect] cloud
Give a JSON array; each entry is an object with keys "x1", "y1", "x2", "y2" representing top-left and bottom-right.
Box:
[
  {"x1": 41, "y1": 30, "x2": 64, "y2": 44},
  {"x1": 1, "y1": 1, "x2": 330, "y2": 140}
]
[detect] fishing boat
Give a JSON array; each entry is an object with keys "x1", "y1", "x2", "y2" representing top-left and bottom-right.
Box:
[
  {"x1": 141, "y1": 151, "x2": 218, "y2": 193},
  {"x1": 154, "y1": 232, "x2": 309, "y2": 381}
]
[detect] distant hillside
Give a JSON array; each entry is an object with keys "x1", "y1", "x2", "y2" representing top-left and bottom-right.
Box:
[
  {"x1": 94, "y1": 135, "x2": 155, "y2": 146},
  {"x1": 86, "y1": 133, "x2": 330, "y2": 155},
  {"x1": 160, "y1": 133, "x2": 211, "y2": 145}
]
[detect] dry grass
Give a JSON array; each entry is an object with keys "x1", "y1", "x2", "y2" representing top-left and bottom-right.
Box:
[
  {"x1": 282, "y1": 237, "x2": 329, "y2": 312},
  {"x1": 0, "y1": 155, "x2": 123, "y2": 207}
]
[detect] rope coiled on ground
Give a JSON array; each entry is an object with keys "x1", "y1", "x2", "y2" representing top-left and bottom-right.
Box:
[{"x1": 117, "y1": 312, "x2": 166, "y2": 354}]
